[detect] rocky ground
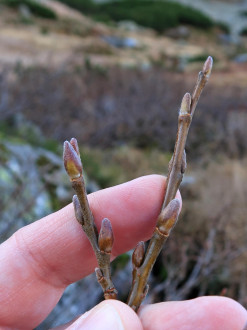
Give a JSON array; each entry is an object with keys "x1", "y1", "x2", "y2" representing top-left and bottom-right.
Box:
[
  {"x1": 1, "y1": 0, "x2": 247, "y2": 71},
  {"x1": 170, "y1": 0, "x2": 247, "y2": 38}
]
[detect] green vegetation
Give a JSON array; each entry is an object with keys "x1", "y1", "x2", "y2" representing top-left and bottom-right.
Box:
[
  {"x1": 0, "y1": 116, "x2": 61, "y2": 154},
  {"x1": 188, "y1": 54, "x2": 217, "y2": 63},
  {"x1": 215, "y1": 21, "x2": 230, "y2": 34},
  {"x1": 240, "y1": 10, "x2": 247, "y2": 17},
  {"x1": 80, "y1": 146, "x2": 171, "y2": 188},
  {"x1": 2, "y1": 0, "x2": 57, "y2": 19},
  {"x1": 58, "y1": 0, "x2": 214, "y2": 32},
  {"x1": 240, "y1": 27, "x2": 247, "y2": 36}
]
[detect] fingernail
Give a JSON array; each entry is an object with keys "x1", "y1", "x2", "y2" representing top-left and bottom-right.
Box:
[{"x1": 68, "y1": 304, "x2": 124, "y2": 330}]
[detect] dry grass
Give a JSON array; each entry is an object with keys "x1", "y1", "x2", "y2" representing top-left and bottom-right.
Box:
[
  {"x1": 148, "y1": 158, "x2": 247, "y2": 307},
  {"x1": 2, "y1": 65, "x2": 247, "y2": 157}
]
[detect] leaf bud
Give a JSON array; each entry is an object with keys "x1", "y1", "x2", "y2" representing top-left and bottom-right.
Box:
[
  {"x1": 157, "y1": 199, "x2": 180, "y2": 236},
  {"x1": 203, "y1": 56, "x2": 213, "y2": 77},
  {"x1": 70, "y1": 137, "x2": 80, "y2": 156},
  {"x1": 63, "y1": 141, "x2": 82, "y2": 180},
  {"x1": 132, "y1": 241, "x2": 145, "y2": 268},
  {"x1": 98, "y1": 218, "x2": 114, "y2": 254},
  {"x1": 72, "y1": 195, "x2": 84, "y2": 226},
  {"x1": 179, "y1": 93, "x2": 191, "y2": 115}
]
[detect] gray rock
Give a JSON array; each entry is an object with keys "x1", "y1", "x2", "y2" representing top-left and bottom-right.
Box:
[
  {"x1": 19, "y1": 4, "x2": 32, "y2": 20},
  {"x1": 166, "y1": 26, "x2": 190, "y2": 39},
  {"x1": 102, "y1": 35, "x2": 139, "y2": 48},
  {"x1": 234, "y1": 53, "x2": 247, "y2": 62},
  {"x1": 118, "y1": 20, "x2": 144, "y2": 32}
]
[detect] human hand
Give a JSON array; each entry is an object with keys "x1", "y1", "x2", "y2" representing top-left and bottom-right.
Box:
[{"x1": 0, "y1": 175, "x2": 246, "y2": 329}]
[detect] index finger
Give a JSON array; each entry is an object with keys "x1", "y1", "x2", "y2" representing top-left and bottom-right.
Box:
[{"x1": 0, "y1": 175, "x2": 181, "y2": 328}]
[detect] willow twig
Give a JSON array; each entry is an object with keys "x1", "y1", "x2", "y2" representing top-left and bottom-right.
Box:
[
  {"x1": 127, "y1": 199, "x2": 180, "y2": 310},
  {"x1": 127, "y1": 56, "x2": 213, "y2": 311},
  {"x1": 63, "y1": 139, "x2": 117, "y2": 299}
]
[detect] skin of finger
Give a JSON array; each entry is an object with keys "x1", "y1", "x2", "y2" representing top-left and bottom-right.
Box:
[
  {"x1": 53, "y1": 300, "x2": 143, "y2": 330},
  {"x1": 0, "y1": 175, "x2": 181, "y2": 328},
  {"x1": 138, "y1": 296, "x2": 247, "y2": 330}
]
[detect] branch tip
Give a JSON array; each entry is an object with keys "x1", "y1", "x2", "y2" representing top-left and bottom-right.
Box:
[
  {"x1": 63, "y1": 141, "x2": 82, "y2": 180},
  {"x1": 98, "y1": 218, "x2": 114, "y2": 254},
  {"x1": 203, "y1": 56, "x2": 213, "y2": 77},
  {"x1": 70, "y1": 137, "x2": 80, "y2": 156}
]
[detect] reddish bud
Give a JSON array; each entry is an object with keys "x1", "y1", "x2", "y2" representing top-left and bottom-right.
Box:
[
  {"x1": 70, "y1": 137, "x2": 80, "y2": 156},
  {"x1": 132, "y1": 241, "x2": 145, "y2": 268},
  {"x1": 157, "y1": 199, "x2": 180, "y2": 236},
  {"x1": 98, "y1": 218, "x2": 114, "y2": 254},
  {"x1": 63, "y1": 141, "x2": 82, "y2": 180}
]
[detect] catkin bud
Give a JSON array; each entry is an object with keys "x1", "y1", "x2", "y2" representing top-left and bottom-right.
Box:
[
  {"x1": 63, "y1": 141, "x2": 82, "y2": 180},
  {"x1": 70, "y1": 137, "x2": 80, "y2": 156},
  {"x1": 98, "y1": 218, "x2": 114, "y2": 254},
  {"x1": 179, "y1": 93, "x2": 191, "y2": 115},
  {"x1": 72, "y1": 195, "x2": 84, "y2": 226},
  {"x1": 157, "y1": 199, "x2": 180, "y2": 236},
  {"x1": 132, "y1": 241, "x2": 145, "y2": 268}
]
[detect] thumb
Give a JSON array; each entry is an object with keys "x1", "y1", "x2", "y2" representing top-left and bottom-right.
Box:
[{"x1": 55, "y1": 300, "x2": 143, "y2": 330}]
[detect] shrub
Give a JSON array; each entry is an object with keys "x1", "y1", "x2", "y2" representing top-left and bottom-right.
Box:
[
  {"x1": 58, "y1": 0, "x2": 214, "y2": 32},
  {"x1": 215, "y1": 21, "x2": 230, "y2": 34},
  {"x1": 3, "y1": 0, "x2": 57, "y2": 19},
  {"x1": 240, "y1": 27, "x2": 247, "y2": 36},
  {"x1": 240, "y1": 10, "x2": 247, "y2": 17},
  {"x1": 58, "y1": 0, "x2": 96, "y2": 12},
  {"x1": 188, "y1": 54, "x2": 216, "y2": 63}
]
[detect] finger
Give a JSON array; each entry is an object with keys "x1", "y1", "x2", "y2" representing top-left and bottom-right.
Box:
[
  {"x1": 53, "y1": 300, "x2": 142, "y2": 330},
  {"x1": 0, "y1": 175, "x2": 181, "y2": 328},
  {"x1": 138, "y1": 296, "x2": 247, "y2": 330}
]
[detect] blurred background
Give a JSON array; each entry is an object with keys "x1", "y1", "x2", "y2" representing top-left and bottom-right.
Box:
[{"x1": 1, "y1": 0, "x2": 247, "y2": 328}]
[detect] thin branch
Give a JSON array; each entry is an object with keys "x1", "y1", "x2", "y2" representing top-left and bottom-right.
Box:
[
  {"x1": 127, "y1": 199, "x2": 180, "y2": 309},
  {"x1": 127, "y1": 57, "x2": 213, "y2": 311},
  {"x1": 190, "y1": 56, "x2": 213, "y2": 118},
  {"x1": 63, "y1": 138, "x2": 117, "y2": 299}
]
